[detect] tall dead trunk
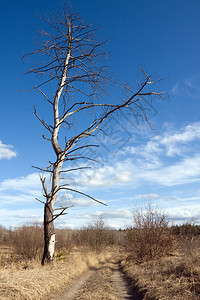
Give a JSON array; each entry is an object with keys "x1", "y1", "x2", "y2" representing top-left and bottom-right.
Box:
[
  {"x1": 25, "y1": 7, "x2": 165, "y2": 265},
  {"x1": 41, "y1": 201, "x2": 55, "y2": 265}
]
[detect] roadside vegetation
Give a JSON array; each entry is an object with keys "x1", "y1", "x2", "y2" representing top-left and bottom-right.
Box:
[
  {"x1": 122, "y1": 206, "x2": 200, "y2": 299},
  {"x1": 1, "y1": 213, "x2": 200, "y2": 299},
  {"x1": 0, "y1": 220, "x2": 114, "y2": 300}
]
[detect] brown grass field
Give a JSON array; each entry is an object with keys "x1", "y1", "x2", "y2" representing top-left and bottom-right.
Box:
[
  {"x1": 1, "y1": 242, "x2": 200, "y2": 299},
  {"x1": 0, "y1": 246, "x2": 113, "y2": 300}
]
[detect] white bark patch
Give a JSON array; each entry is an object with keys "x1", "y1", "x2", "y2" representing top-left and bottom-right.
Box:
[{"x1": 49, "y1": 234, "x2": 55, "y2": 259}]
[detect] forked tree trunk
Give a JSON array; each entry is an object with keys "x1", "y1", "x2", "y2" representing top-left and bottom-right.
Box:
[
  {"x1": 41, "y1": 201, "x2": 55, "y2": 265},
  {"x1": 40, "y1": 156, "x2": 64, "y2": 265}
]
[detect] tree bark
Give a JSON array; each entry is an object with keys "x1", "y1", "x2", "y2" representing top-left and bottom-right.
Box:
[{"x1": 41, "y1": 201, "x2": 55, "y2": 265}]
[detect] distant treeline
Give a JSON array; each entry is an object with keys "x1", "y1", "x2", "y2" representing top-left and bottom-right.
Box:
[{"x1": 170, "y1": 223, "x2": 200, "y2": 236}]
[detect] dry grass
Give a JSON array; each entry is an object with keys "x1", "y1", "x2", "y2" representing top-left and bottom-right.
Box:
[
  {"x1": 122, "y1": 238, "x2": 200, "y2": 299},
  {"x1": 0, "y1": 247, "x2": 113, "y2": 300}
]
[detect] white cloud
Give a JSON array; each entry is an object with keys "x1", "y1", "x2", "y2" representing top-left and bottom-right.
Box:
[
  {"x1": 160, "y1": 122, "x2": 200, "y2": 156},
  {"x1": 0, "y1": 140, "x2": 17, "y2": 160},
  {"x1": 166, "y1": 205, "x2": 200, "y2": 225},
  {"x1": 72, "y1": 164, "x2": 132, "y2": 188},
  {"x1": 71, "y1": 154, "x2": 200, "y2": 190},
  {"x1": 0, "y1": 173, "x2": 41, "y2": 195}
]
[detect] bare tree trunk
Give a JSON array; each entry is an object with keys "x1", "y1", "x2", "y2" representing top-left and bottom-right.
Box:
[
  {"x1": 41, "y1": 201, "x2": 55, "y2": 265},
  {"x1": 25, "y1": 7, "x2": 166, "y2": 265},
  {"x1": 41, "y1": 155, "x2": 65, "y2": 264}
]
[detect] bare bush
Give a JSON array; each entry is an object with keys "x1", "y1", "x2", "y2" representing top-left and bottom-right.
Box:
[
  {"x1": 114, "y1": 229, "x2": 126, "y2": 247},
  {"x1": 126, "y1": 205, "x2": 176, "y2": 263},
  {"x1": 12, "y1": 225, "x2": 43, "y2": 260},
  {"x1": 77, "y1": 217, "x2": 112, "y2": 252},
  {"x1": 180, "y1": 236, "x2": 200, "y2": 262}
]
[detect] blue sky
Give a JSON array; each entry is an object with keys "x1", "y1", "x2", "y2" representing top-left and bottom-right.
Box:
[{"x1": 1, "y1": 0, "x2": 200, "y2": 229}]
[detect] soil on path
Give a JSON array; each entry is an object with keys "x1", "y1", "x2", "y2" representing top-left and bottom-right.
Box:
[{"x1": 56, "y1": 258, "x2": 142, "y2": 300}]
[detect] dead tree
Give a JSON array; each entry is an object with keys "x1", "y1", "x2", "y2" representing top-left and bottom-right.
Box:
[{"x1": 24, "y1": 8, "x2": 166, "y2": 265}]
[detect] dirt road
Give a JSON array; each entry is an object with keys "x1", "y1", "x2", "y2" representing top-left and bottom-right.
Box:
[{"x1": 57, "y1": 258, "x2": 141, "y2": 300}]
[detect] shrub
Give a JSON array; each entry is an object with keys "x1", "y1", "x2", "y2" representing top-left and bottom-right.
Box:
[
  {"x1": 126, "y1": 204, "x2": 176, "y2": 263},
  {"x1": 12, "y1": 225, "x2": 43, "y2": 260},
  {"x1": 78, "y1": 217, "x2": 111, "y2": 252}
]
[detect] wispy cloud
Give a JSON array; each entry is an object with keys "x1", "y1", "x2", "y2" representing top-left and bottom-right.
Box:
[
  {"x1": 77, "y1": 122, "x2": 200, "y2": 190},
  {"x1": 160, "y1": 122, "x2": 200, "y2": 156},
  {"x1": 130, "y1": 193, "x2": 161, "y2": 200},
  {"x1": 55, "y1": 122, "x2": 200, "y2": 192},
  {"x1": 172, "y1": 75, "x2": 200, "y2": 98},
  {"x1": 136, "y1": 155, "x2": 200, "y2": 187},
  {"x1": 0, "y1": 207, "x2": 43, "y2": 228},
  {"x1": 123, "y1": 122, "x2": 200, "y2": 158},
  {"x1": 0, "y1": 193, "x2": 37, "y2": 205},
  {"x1": 1, "y1": 123, "x2": 200, "y2": 193},
  {"x1": 102, "y1": 209, "x2": 132, "y2": 219},
  {"x1": 0, "y1": 140, "x2": 17, "y2": 160},
  {"x1": 57, "y1": 193, "x2": 99, "y2": 208}
]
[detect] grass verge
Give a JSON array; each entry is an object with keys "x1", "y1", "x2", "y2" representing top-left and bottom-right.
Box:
[{"x1": 121, "y1": 252, "x2": 200, "y2": 299}]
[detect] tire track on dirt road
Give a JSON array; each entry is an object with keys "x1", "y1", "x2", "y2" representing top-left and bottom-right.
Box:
[{"x1": 57, "y1": 258, "x2": 141, "y2": 300}]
